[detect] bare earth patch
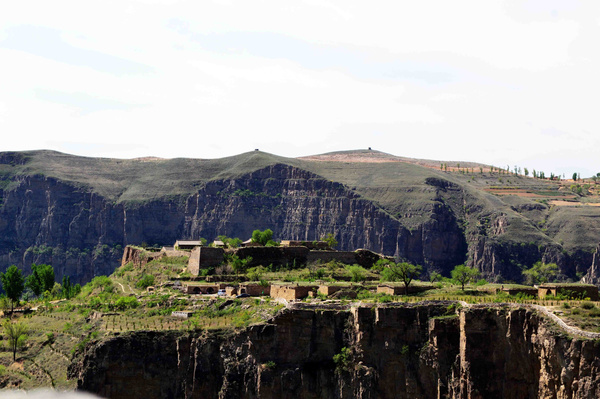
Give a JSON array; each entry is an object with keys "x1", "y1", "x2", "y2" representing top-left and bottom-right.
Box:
[
  {"x1": 484, "y1": 189, "x2": 545, "y2": 198},
  {"x1": 550, "y1": 200, "x2": 600, "y2": 207}
]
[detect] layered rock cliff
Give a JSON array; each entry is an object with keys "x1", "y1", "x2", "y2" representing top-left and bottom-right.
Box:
[
  {"x1": 1, "y1": 150, "x2": 599, "y2": 284},
  {"x1": 0, "y1": 162, "x2": 467, "y2": 283},
  {"x1": 70, "y1": 303, "x2": 600, "y2": 399}
]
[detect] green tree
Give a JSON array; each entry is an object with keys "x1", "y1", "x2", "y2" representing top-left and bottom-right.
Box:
[
  {"x1": 322, "y1": 233, "x2": 338, "y2": 249},
  {"x1": 0, "y1": 266, "x2": 25, "y2": 313},
  {"x1": 62, "y1": 275, "x2": 81, "y2": 299},
  {"x1": 381, "y1": 262, "x2": 422, "y2": 295},
  {"x1": 524, "y1": 168, "x2": 529, "y2": 177},
  {"x1": 25, "y1": 264, "x2": 55, "y2": 297},
  {"x1": 573, "y1": 172, "x2": 578, "y2": 181},
  {"x1": 217, "y1": 235, "x2": 243, "y2": 248},
  {"x1": 251, "y1": 229, "x2": 274, "y2": 246},
  {"x1": 522, "y1": 261, "x2": 558, "y2": 285},
  {"x1": 451, "y1": 264, "x2": 479, "y2": 291},
  {"x1": 429, "y1": 271, "x2": 442, "y2": 283},
  {"x1": 225, "y1": 254, "x2": 253, "y2": 274},
  {"x1": 3, "y1": 320, "x2": 28, "y2": 361}
]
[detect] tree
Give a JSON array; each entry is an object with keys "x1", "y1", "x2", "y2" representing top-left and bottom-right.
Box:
[
  {"x1": 429, "y1": 271, "x2": 442, "y2": 283},
  {"x1": 381, "y1": 262, "x2": 422, "y2": 295},
  {"x1": 522, "y1": 262, "x2": 558, "y2": 285},
  {"x1": 322, "y1": 233, "x2": 338, "y2": 249},
  {"x1": 25, "y1": 264, "x2": 55, "y2": 297},
  {"x1": 3, "y1": 320, "x2": 28, "y2": 361},
  {"x1": 217, "y1": 235, "x2": 242, "y2": 248},
  {"x1": 524, "y1": 168, "x2": 529, "y2": 177},
  {"x1": 573, "y1": 172, "x2": 578, "y2": 181},
  {"x1": 451, "y1": 264, "x2": 479, "y2": 291},
  {"x1": 62, "y1": 275, "x2": 81, "y2": 299},
  {"x1": 0, "y1": 266, "x2": 24, "y2": 313},
  {"x1": 251, "y1": 229, "x2": 274, "y2": 246},
  {"x1": 225, "y1": 254, "x2": 253, "y2": 274}
]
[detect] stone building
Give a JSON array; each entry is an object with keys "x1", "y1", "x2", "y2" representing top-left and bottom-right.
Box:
[
  {"x1": 537, "y1": 284, "x2": 599, "y2": 300},
  {"x1": 270, "y1": 284, "x2": 318, "y2": 301}
]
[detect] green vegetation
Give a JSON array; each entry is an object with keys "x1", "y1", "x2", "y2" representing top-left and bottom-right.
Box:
[
  {"x1": 3, "y1": 320, "x2": 28, "y2": 361},
  {"x1": 380, "y1": 262, "x2": 423, "y2": 295},
  {"x1": 333, "y1": 347, "x2": 352, "y2": 372},
  {"x1": 0, "y1": 265, "x2": 25, "y2": 312},
  {"x1": 322, "y1": 233, "x2": 338, "y2": 249},
  {"x1": 522, "y1": 262, "x2": 558, "y2": 285},
  {"x1": 251, "y1": 229, "x2": 278, "y2": 246},
  {"x1": 451, "y1": 265, "x2": 480, "y2": 291},
  {"x1": 25, "y1": 264, "x2": 55, "y2": 297}
]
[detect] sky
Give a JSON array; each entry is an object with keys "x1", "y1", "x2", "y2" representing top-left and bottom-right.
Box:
[{"x1": 1, "y1": 0, "x2": 599, "y2": 177}]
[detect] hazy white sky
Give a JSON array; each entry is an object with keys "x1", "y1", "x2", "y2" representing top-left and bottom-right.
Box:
[{"x1": 1, "y1": 0, "x2": 598, "y2": 176}]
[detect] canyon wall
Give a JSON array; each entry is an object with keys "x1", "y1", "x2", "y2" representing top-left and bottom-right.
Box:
[
  {"x1": 0, "y1": 164, "x2": 467, "y2": 283},
  {"x1": 70, "y1": 303, "x2": 600, "y2": 399},
  {"x1": 0, "y1": 152, "x2": 594, "y2": 284}
]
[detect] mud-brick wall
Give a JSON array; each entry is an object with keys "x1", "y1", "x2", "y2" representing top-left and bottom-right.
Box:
[{"x1": 188, "y1": 247, "x2": 224, "y2": 275}]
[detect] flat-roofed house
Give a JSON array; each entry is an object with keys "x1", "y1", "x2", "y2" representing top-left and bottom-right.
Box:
[{"x1": 175, "y1": 240, "x2": 203, "y2": 250}]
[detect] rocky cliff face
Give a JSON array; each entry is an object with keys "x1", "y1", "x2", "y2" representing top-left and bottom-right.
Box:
[
  {"x1": 0, "y1": 164, "x2": 467, "y2": 283},
  {"x1": 70, "y1": 303, "x2": 600, "y2": 399},
  {"x1": 1, "y1": 150, "x2": 596, "y2": 285}
]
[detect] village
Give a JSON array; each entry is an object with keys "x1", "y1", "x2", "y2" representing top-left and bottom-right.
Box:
[{"x1": 121, "y1": 237, "x2": 600, "y2": 319}]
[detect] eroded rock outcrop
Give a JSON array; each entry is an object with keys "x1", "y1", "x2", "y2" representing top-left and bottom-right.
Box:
[
  {"x1": 0, "y1": 164, "x2": 468, "y2": 283},
  {"x1": 70, "y1": 303, "x2": 600, "y2": 399}
]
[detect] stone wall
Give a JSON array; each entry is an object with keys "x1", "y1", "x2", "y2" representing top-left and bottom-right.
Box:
[
  {"x1": 538, "y1": 284, "x2": 599, "y2": 300},
  {"x1": 160, "y1": 247, "x2": 190, "y2": 258},
  {"x1": 233, "y1": 246, "x2": 310, "y2": 269},
  {"x1": 240, "y1": 283, "x2": 271, "y2": 296},
  {"x1": 121, "y1": 246, "x2": 161, "y2": 268},
  {"x1": 188, "y1": 247, "x2": 224, "y2": 275},
  {"x1": 270, "y1": 285, "x2": 317, "y2": 301},
  {"x1": 318, "y1": 285, "x2": 345, "y2": 296},
  {"x1": 306, "y1": 251, "x2": 356, "y2": 265},
  {"x1": 183, "y1": 284, "x2": 220, "y2": 294},
  {"x1": 377, "y1": 284, "x2": 435, "y2": 295}
]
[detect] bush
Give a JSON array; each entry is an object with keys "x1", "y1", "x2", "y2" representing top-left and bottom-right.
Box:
[
  {"x1": 346, "y1": 265, "x2": 367, "y2": 282},
  {"x1": 333, "y1": 347, "x2": 351, "y2": 372},
  {"x1": 264, "y1": 361, "x2": 276, "y2": 370},
  {"x1": 87, "y1": 276, "x2": 114, "y2": 293},
  {"x1": 136, "y1": 274, "x2": 155, "y2": 289},
  {"x1": 582, "y1": 302, "x2": 595, "y2": 310},
  {"x1": 114, "y1": 296, "x2": 140, "y2": 311}
]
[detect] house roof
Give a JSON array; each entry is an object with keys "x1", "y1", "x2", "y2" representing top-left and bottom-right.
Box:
[{"x1": 175, "y1": 240, "x2": 203, "y2": 246}]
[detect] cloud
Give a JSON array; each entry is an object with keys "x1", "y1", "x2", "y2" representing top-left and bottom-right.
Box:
[
  {"x1": 1, "y1": 25, "x2": 153, "y2": 75},
  {"x1": 35, "y1": 90, "x2": 145, "y2": 114}
]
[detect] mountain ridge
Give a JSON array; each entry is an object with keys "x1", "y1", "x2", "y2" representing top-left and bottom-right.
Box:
[{"x1": 1, "y1": 149, "x2": 599, "y2": 286}]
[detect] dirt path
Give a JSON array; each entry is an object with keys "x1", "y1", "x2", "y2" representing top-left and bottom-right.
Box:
[{"x1": 458, "y1": 301, "x2": 600, "y2": 339}]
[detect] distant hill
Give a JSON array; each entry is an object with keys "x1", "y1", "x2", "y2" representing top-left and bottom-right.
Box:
[{"x1": 1, "y1": 149, "x2": 599, "y2": 285}]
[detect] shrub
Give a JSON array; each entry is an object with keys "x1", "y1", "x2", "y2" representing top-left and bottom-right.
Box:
[
  {"x1": 264, "y1": 361, "x2": 276, "y2": 370},
  {"x1": 346, "y1": 265, "x2": 367, "y2": 282},
  {"x1": 46, "y1": 332, "x2": 55, "y2": 344},
  {"x1": 582, "y1": 302, "x2": 595, "y2": 310},
  {"x1": 114, "y1": 296, "x2": 140, "y2": 311},
  {"x1": 136, "y1": 274, "x2": 155, "y2": 289},
  {"x1": 333, "y1": 347, "x2": 351, "y2": 372}
]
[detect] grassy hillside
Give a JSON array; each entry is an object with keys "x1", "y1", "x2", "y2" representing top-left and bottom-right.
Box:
[{"x1": 2, "y1": 149, "x2": 600, "y2": 253}]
